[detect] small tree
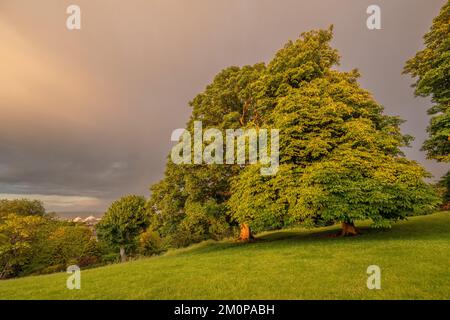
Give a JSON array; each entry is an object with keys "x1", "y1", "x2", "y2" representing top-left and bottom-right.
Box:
[{"x1": 96, "y1": 195, "x2": 148, "y2": 262}]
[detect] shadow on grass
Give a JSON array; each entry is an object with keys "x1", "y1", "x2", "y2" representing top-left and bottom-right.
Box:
[
  {"x1": 176, "y1": 213, "x2": 450, "y2": 256},
  {"x1": 261, "y1": 219, "x2": 448, "y2": 243}
]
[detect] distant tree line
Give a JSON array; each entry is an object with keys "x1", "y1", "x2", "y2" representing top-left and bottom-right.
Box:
[
  {"x1": 0, "y1": 197, "x2": 165, "y2": 278},
  {"x1": 0, "y1": 199, "x2": 110, "y2": 279}
]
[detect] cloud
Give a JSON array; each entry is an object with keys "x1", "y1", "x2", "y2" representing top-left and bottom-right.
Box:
[{"x1": 0, "y1": 0, "x2": 447, "y2": 212}]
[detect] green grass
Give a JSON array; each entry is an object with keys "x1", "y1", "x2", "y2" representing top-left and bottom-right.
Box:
[{"x1": 1, "y1": 212, "x2": 449, "y2": 300}]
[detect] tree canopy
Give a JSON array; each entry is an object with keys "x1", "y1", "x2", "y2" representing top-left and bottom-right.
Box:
[
  {"x1": 404, "y1": 1, "x2": 450, "y2": 162},
  {"x1": 150, "y1": 27, "x2": 439, "y2": 244},
  {"x1": 229, "y1": 28, "x2": 439, "y2": 235},
  {"x1": 96, "y1": 195, "x2": 149, "y2": 262},
  {"x1": 0, "y1": 199, "x2": 46, "y2": 221}
]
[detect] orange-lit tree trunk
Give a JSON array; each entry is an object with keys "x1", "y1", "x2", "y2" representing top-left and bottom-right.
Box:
[
  {"x1": 238, "y1": 223, "x2": 254, "y2": 241},
  {"x1": 341, "y1": 221, "x2": 359, "y2": 236}
]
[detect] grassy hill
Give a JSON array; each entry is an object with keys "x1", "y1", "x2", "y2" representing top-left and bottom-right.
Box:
[{"x1": 0, "y1": 212, "x2": 449, "y2": 300}]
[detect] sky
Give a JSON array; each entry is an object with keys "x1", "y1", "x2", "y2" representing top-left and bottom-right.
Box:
[{"x1": 0, "y1": 0, "x2": 448, "y2": 212}]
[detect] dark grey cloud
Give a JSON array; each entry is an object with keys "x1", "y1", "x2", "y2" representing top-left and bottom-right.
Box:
[{"x1": 0, "y1": 0, "x2": 447, "y2": 211}]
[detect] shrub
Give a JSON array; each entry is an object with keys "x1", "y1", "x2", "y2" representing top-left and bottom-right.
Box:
[{"x1": 138, "y1": 229, "x2": 165, "y2": 256}]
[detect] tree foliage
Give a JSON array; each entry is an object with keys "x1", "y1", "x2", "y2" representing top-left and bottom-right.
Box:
[
  {"x1": 137, "y1": 229, "x2": 164, "y2": 256},
  {"x1": 0, "y1": 199, "x2": 46, "y2": 222},
  {"x1": 148, "y1": 65, "x2": 265, "y2": 246},
  {"x1": 0, "y1": 212, "x2": 100, "y2": 279},
  {"x1": 0, "y1": 214, "x2": 46, "y2": 278},
  {"x1": 404, "y1": 1, "x2": 450, "y2": 162},
  {"x1": 96, "y1": 195, "x2": 149, "y2": 261},
  {"x1": 44, "y1": 225, "x2": 100, "y2": 269},
  {"x1": 151, "y1": 27, "x2": 440, "y2": 243},
  {"x1": 230, "y1": 28, "x2": 439, "y2": 231}
]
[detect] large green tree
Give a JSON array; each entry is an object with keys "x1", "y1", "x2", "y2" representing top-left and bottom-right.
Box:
[
  {"x1": 404, "y1": 1, "x2": 450, "y2": 162},
  {"x1": 229, "y1": 28, "x2": 439, "y2": 236},
  {"x1": 96, "y1": 195, "x2": 148, "y2": 262},
  {"x1": 152, "y1": 27, "x2": 439, "y2": 244}
]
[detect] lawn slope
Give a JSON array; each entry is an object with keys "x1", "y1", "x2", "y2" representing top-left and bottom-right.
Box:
[{"x1": 0, "y1": 212, "x2": 449, "y2": 299}]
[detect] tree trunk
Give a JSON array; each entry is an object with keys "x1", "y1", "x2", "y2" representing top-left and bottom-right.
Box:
[
  {"x1": 0, "y1": 261, "x2": 11, "y2": 279},
  {"x1": 238, "y1": 223, "x2": 254, "y2": 242},
  {"x1": 119, "y1": 246, "x2": 127, "y2": 262},
  {"x1": 341, "y1": 221, "x2": 359, "y2": 236}
]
